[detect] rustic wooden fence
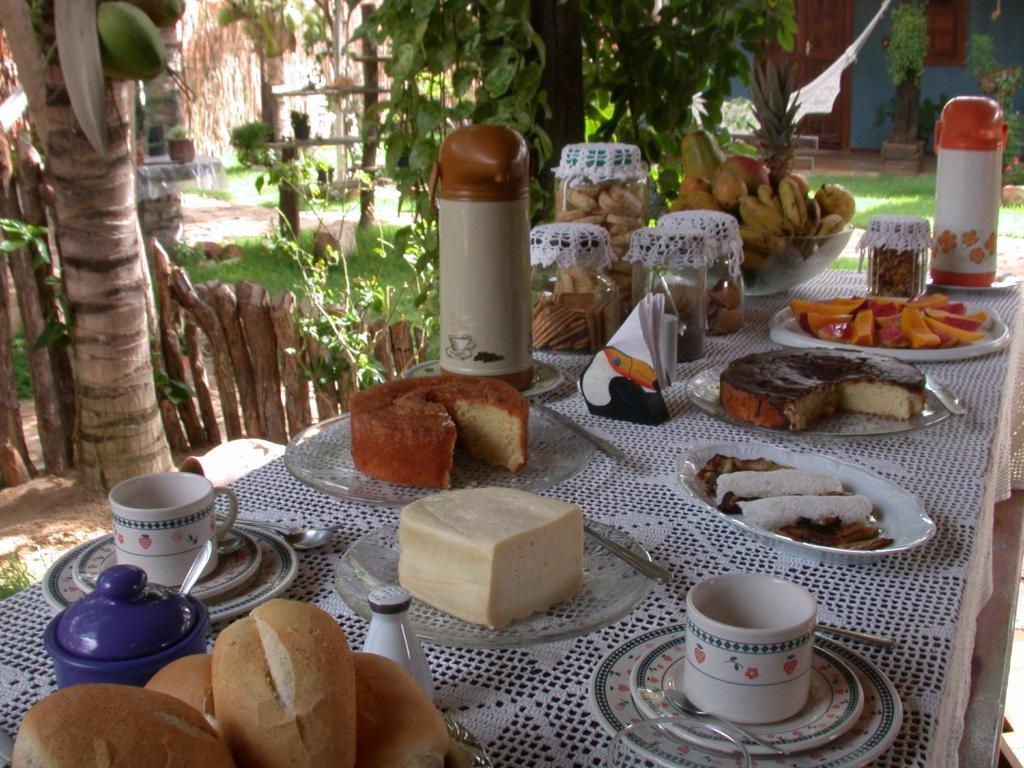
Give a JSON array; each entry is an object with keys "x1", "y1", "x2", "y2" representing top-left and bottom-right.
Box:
[{"x1": 154, "y1": 240, "x2": 427, "y2": 456}]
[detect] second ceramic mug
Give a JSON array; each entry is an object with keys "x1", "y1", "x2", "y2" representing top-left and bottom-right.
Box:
[
  {"x1": 109, "y1": 472, "x2": 239, "y2": 587},
  {"x1": 683, "y1": 572, "x2": 817, "y2": 724}
]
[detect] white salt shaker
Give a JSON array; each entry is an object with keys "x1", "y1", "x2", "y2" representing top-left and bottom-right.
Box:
[{"x1": 362, "y1": 586, "x2": 434, "y2": 700}]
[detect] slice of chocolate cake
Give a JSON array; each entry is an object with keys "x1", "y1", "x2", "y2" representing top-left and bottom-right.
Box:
[{"x1": 720, "y1": 349, "x2": 926, "y2": 431}]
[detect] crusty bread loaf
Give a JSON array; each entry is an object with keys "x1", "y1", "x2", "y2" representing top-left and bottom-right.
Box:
[
  {"x1": 145, "y1": 653, "x2": 217, "y2": 728},
  {"x1": 211, "y1": 599, "x2": 357, "y2": 768},
  {"x1": 353, "y1": 653, "x2": 449, "y2": 768},
  {"x1": 12, "y1": 683, "x2": 235, "y2": 768}
]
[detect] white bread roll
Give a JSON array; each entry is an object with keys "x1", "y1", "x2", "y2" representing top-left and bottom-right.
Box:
[
  {"x1": 353, "y1": 652, "x2": 449, "y2": 768},
  {"x1": 12, "y1": 683, "x2": 235, "y2": 768},
  {"x1": 211, "y1": 599, "x2": 357, "y2": 768},
  {"x1": 145, "y1": 653, "x2": 217, "y2": 731}
]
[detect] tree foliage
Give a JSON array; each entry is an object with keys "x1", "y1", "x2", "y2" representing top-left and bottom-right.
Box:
[
  {"x1": 886, "y1": 1, "x2": 928, "y2": 87},
  {"x1": 579, "y1": 0, "x2": 797, "y2": 193}
]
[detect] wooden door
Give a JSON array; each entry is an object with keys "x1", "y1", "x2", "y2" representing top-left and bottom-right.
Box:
[{"x1": 770, "y1": 0, "x2": 854, "y2": 149}]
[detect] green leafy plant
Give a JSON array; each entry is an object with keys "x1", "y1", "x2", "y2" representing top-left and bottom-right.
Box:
[
  {"x1": 218, "y1": 0, "x2": 300, "y2": 58},
  {"x1": 886, "y1": 2, "x2": 928, "y2": 87},
  {"x1": 353, "y1": 0, "x2": 553, "y2": 333},
  {"x1": 0, "y1": 218, "x2": 71, "y2": 351},
  {"x1": 230, "y1": 121, "x2": 274, "y2": 168},
  {"x1": 167, "y1": 126, "x2": 190, "y2": 140},
  {"x1": 874, "y1": 93, "x2": 949, "y2": 143},
  {"x1": 967, "y1": 34, "x2": 1022, "y2": 112},
  {"x1": 579, "y1": 0, "x2": 797, "y2": 195},
  {"x1": 0, "y1": 554, "x2": 32, "y2": 598}
]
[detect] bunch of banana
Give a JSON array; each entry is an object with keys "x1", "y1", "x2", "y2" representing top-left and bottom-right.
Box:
[{"x1": 736, "y1": 176, "x2": 855, "y2": 246}]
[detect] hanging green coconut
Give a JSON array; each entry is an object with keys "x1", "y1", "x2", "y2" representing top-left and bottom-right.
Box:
[
  {"x1": 96, "y1": 1, "x2": 167, "y2": 80},
  {"x1": 119, "y1": 0, "x2": 185, "y2": 29}
]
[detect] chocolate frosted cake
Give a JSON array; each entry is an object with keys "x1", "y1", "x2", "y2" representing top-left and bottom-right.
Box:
[{"x1": 720, "y1": 349, "x2": 926, "y2": 431}]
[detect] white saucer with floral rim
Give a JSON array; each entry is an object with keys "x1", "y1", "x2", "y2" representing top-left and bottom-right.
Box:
[
  {"x1": 70, "y1": 529, "x2": 262, "y2": 602},
  {"x1": 43, "y1": 525, "x2": 297, "y2": 623},
  {"x1": 628, "y1": 627, "x2": 864, "y2": 755},
  {"x1": 589, "y1": 624, "x2": 902, "y2": 768}
]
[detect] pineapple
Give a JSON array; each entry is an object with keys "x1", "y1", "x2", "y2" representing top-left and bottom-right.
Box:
[{"x1": 751, "y1": 59, "x2": 801, "y2": 186}]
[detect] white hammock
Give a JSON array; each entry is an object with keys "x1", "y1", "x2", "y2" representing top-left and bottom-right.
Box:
[{"x1": 792, "y1": 0, "x2": 893, "y2": 120}]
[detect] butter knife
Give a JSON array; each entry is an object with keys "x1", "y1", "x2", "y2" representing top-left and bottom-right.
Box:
[
  {"x1": 534, "y1": 403, "x2": 625, "y2": 461},
  {"x1": 585, "y1": 524, "x2": 671, "y2": 583},
  {"x1": 926, "y1": 375, "x2": 966, "y2": 416}
]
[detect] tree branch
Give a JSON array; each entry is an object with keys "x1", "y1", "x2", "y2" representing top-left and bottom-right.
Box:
[{"x1": 0, "y1": 0, "x2": 51, "y2": 145}]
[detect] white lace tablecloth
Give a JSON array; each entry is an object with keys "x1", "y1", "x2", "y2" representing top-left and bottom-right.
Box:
[{"x1": 0, "y1": 270, "x2": 1020, "y2": 767}]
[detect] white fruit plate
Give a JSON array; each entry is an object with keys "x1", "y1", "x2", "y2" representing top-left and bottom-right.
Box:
[
  {"x1": 676, "y1": 441, "x2": 935, "y2": 564},
  {"x1": 768, "y1": 302, "x2": 1010, "y2": 362}
]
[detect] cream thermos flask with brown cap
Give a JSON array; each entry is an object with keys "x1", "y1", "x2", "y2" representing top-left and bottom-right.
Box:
[{"x1": 431, "y1": 125, "x2": 533, "y2": 390}]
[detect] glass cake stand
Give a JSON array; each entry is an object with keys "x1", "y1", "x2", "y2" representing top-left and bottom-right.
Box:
[{"x1": 284, "y1": 408, "x2": 595, "y2": 507}]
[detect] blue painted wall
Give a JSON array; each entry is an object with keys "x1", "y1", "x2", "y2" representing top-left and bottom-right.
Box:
[{"x1": 849, "y1": 0, "x2": 1024, "y2": 149}]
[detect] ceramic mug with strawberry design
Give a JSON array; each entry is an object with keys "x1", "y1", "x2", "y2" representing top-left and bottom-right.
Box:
[
  {"x1": 684, "y1": 572, "x2": 816, "y2": 724},
  {"x1": 109, "y1": 472, "x2": 239, "y2": 587}
]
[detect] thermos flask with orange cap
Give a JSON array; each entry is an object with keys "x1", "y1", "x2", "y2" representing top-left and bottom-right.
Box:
[
  {"x1": 432, "y1": 125, "x2": 533, "y2": 390},
  {"x1": 931, "y1": 96, "x2": 1007, "y2": 287}
]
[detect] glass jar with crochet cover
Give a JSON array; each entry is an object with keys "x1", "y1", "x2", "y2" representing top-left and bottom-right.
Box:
[
  {"x1": 658, "y1": 211, "x2": 745, "y2": 335},
  {"x1": 530, "y1": 223, "x2": 620, "y2": 352},
  {"x1": 858, "y1": 215, "x2": 932, "y2": 298},
  {"x1": 626, "y1": 226, "x2": 714, "y2": 362},
  {"x1": 552, "y1": 143, "x2": 649, "y2": 320}
]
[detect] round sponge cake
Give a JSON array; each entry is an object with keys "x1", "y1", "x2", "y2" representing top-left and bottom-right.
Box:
[{"x1": 350, "y1": 375, "x2": 529, "y2": 488}]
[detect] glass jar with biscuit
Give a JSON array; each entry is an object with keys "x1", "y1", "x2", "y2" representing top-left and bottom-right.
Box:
[
  {"x1": 552, "y1": 143, "x2": 649, "y2": 320},
  {"x1": 626, "y1": 226, "x2": 713, "y2": 362},
  {"x1": 529, "y1": 223, "x2": 620, "y2": 353},
  {"x1": 658, "y1": 210, "x2": 745, "y2": 335},
  {"x1": 857, "y1": 215, "x2": 932, "y2": 298}
]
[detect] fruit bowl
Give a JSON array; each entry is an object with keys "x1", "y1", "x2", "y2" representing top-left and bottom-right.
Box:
[{"x1": 742, "y1": 227, "x2": 855, "y2": 296}]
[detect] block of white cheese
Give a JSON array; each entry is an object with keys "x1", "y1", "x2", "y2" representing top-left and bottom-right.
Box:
[
  {"x1": 715, "y1": 469, "x2": 845, "y2": 504},
  {"x1": 398, "y1": 487, "x2": 583, "y2": 629}
]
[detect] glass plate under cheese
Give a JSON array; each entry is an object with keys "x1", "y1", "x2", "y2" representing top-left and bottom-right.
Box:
[
  {"x1": 335, "y1": 522, "x2": 653, "y2": 648},
  {"x1": 398, "y1": 488, "x2": 583, "y2": 629}
]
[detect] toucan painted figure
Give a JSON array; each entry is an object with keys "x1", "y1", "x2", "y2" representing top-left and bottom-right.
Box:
[{"x1": 579, "y1": 346, "x2": 669, "y2": 425}]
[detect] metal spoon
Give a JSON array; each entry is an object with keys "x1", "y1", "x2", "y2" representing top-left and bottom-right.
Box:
[
  {"x1": 659, "y1": 688, "x2": 786, "y2": 756},
  {"x1": 232, "y1": 518, "x2": 339, "y2": 550},
  {"x1": 178, "y1": 540, "x2": 214, "y2": 597}
]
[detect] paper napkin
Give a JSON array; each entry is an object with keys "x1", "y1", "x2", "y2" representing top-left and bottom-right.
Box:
[{"x1": 578, "y1": 293, "x2": 675, "y2": 425}]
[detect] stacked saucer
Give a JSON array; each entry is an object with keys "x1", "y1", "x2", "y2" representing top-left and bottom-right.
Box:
[
  {"x1": 589, "y1": 623, "x2": 902, "y2": 767},
  {"x1": 42, "y1": 524, "x2": 298, "y2": 622}
]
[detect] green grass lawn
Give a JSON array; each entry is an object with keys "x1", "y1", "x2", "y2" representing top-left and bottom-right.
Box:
[{"x1": 806, "y1": 173, "x2": 1024, "y2": 238}]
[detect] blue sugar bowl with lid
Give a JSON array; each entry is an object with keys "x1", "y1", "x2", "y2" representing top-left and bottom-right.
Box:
[{"x1": 43, "y1": 564, "x2": 208, "y2": 688}]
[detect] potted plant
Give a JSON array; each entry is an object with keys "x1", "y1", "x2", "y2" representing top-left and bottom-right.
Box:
[
  {"x1": 166, "y1": 126, "x2": 195, "y2": 164},
  {"x1": 881, "y1": 1, "x2": 928, "y2": 175},
  {"x1": 291, "y1": 110, "x2": 311, "y2": 141}
]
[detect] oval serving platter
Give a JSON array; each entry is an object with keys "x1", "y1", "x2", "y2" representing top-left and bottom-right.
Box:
[{"x1": 676, "y1": 441, "x2": 935, "y2": 564}]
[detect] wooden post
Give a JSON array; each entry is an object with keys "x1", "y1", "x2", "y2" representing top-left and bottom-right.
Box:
[
  {"x1": 0, "y1": 258, "x2": 34, "y2": 485},
  {"x1": 183, "y1": 318, "x2": 222, "y2": 447},
  {"x1": 236, "y1": 280, "x2": 288, "y2": 444},
  {"x1": 150, "y1": 240, "x2": 206, "y2": 448},
  {"x1": 370, "y1": 319, "x2": 395, "y2": 380},
  {"x1": 278, "y1": 145, "x2": 300, "y2": 239},
  {"x1": 297, "y1": 297, "x2": 340, "y2": 421},
  {"x1": 270, "y1": 291, "x2": 313, "y2": 435},
  {"x1": 15, "y1": 138, "x2": 76, "y2": 455},
  {"x1": 359, "y1": 2, "x2": 379, "y2": 228},
  {"x1": 209, "y1": 282, "x2": 262, "y2": 438},
  {"x1": 389, "y1": 320, "x2": 415, "y2": 374},
  {"x1": 169, "y1": 268, "x2": 243, "y2": 440}
]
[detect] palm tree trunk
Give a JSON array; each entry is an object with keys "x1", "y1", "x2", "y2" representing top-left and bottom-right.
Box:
[{"x1": 46, "y1": 70, "x2": 172, "y2": 487}]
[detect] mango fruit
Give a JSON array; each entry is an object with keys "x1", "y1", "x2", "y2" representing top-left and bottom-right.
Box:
[
  {"x1": 97, "y1": 2, "x2": 167, "y2": 80},
  {"x1": 121, "y1": 0, "x2": 184, "y2": 27}
]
